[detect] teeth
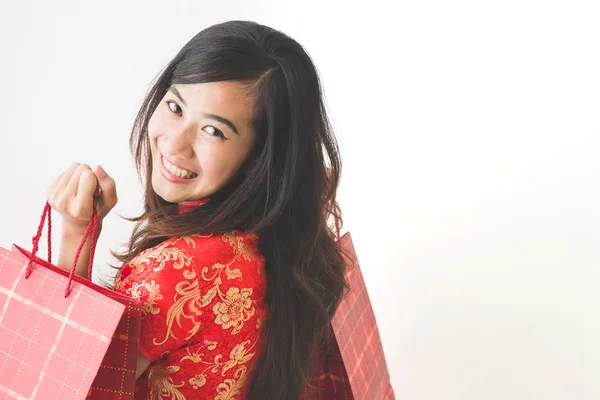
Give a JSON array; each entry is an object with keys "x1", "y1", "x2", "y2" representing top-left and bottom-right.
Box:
[{"x1": 162, "y1": 157, "x2": 196, "y2": 179}]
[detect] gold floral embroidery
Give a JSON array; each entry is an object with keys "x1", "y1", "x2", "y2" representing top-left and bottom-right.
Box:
[
  {"x1": 215, "y1": 365, "x2": 248, "y2": 400},
  {"x1": 154, "y1": 277, "x2": 203, "y2": 346},
  {"x1": 125, "y1": 280, "x2": 163, "y2": 315},
  {"x1": 189, "y1": 373, "x2": 207, "y2": 389},
  {"x1": 178, "y1": 337, "x2": 259, "y2": 398},
  {"x1": 179, "y1": 236, "x2": 197, "y2": 249},
  {"x1": 148, "y1": 364, "x2": 185, "y2": 400},
  {"x1": 180, "y1": 340, "x2": 218, "y2": 364},
  {"x1": 196, "y1": 232, "x2": 260, "y2": 336},
  {"x1": 213, "y1": 287, "x2": 255, "y2": 335},
  {"x1": 222, "y1": 340, "x2": 255, "y2": 375},
  {"x1": 225, "y1": 266, "x2": 242, "y2": 281},
  {"x1": 127, "y1": 239, "x2": 204, "y2": 347},
  {"x1": 205, "y1": 262, "x2": 242, "y2": 284},
  {"x1": 154, "y1": 233, "x2": 259, "y2": 344},
  {"x1": 139, "y1": 231, "x2": 263, "y2": 397},
  {"x1": 128, "y1": 240, "x2": 193, "y2": 274},
  {"x1": 176, "y1": 233, "x2": 212, "y2": 249},
  {"x1": 223, "y1": 231, "x2": 258, "y2": 262},
  {"x1": 205, "y1": 340, "x2": 219, "y2": 350}
]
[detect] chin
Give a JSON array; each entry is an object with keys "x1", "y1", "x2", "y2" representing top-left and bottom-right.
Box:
[{"x1": 150, "y1": 174, "x2": 177, "y2": 203}]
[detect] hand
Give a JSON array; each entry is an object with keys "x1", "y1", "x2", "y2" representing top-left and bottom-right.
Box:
[{"x1": 46, "y1": 162, "x2": 118, "y2": 236}]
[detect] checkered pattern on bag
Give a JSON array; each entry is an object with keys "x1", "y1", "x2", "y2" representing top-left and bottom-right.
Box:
[
  {"x1": 303, "y1": 334, "x2": 353, "y2": 400},
  {"x1": 87, "y1": 300, "x2": 142, "y2": 400},
  {"x1": 0, "y1": 247, "x2": 125, "y2": 400},
  {"x1": 329, "y1": 233, "x2": 394, "y2": 400}
]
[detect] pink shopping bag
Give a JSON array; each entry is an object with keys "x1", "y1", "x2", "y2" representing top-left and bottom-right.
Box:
[
  {"x1": 11, "y1": 204, "x2": 143, "y2": 400},
  {"x1": 305, "y1": 208, "x2": 395, "y2": 400},
  {"x1": 0, "y1": 202, "x2": 125, "y2": 399},
  {"x1": 328, "y1": 232, "x2": 395, "y2": 399}
]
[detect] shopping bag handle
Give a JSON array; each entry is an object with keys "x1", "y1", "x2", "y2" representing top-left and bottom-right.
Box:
[{"x1": 24, "y1": 200, "x2": 99, "y2": 298}]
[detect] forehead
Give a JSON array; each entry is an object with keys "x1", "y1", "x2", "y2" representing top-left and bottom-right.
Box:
[{"x1": 169, "y1": 82, "x2": 255, "y2": 124}]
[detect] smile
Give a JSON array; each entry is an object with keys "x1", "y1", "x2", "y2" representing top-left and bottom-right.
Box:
[{"x1": 160, "y1": 155, "x2": 198, "y2": 181}]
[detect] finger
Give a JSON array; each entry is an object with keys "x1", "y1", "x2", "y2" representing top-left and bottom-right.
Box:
[
  {"x1": 49, "y1": 171, "x2": 65, "y2": 189},
  {"x1": 56, "y1": 162, "x2": 81, "y2": 192},
  {"x1": 76, "y1": 170, "x2": 98, "y2": 203},
  {"x1": 47, "y1": 171, "x2": 66, "y2": 203},
  {"x1": 65, "y1": 164, "x2": 92, "y2": 198},
  {"x1": 94, "y1": 165, "x2": 118, "y2": 209}
]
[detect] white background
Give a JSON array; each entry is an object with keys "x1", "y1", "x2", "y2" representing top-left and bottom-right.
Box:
[{"x1": 1, "y1": 1, "x2": 599, "y2": 399}]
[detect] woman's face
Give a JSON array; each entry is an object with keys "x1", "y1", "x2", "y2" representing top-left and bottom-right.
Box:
[{"x1": 148, "y1": 82, "x2": 257, "y2": 204}]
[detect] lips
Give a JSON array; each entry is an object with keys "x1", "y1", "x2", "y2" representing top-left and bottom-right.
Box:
[
  {"x1": 159, "y1": 155, "x2": 199, "y2": 182},
  {"x1": 161, "y1": 154, "x2": 198, "y2": 175}
]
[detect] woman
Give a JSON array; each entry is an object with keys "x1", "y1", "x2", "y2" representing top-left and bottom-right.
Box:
[{"x1": 47, "y1": 20, "x2": 348, "y2": 399}]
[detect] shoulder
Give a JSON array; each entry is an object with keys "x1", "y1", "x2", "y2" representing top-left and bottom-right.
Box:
[
  {"x1": 113, "y1": 230, "x2": 267, "y2": 357},
  {"x1": 181, "y1": 230, "x2": 263, "y2": 264},
  {"x1": 175, "y1": 230, "x2": 265, "y2": 278},
  {"x1": 186, "y1": 230, "x2": 267, "y2": 298},
  {"x1": 115, "y1": 230, "x2": 265, "y2": 290}
]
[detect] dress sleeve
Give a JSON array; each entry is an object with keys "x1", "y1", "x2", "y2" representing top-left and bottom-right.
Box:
[{"x1": 114, "y1": 238, "x2": 202, "y2": 362}]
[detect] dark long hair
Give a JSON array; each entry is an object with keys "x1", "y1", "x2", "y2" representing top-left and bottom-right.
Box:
[{"x1": 112, "y1": 20, "x2": 348, "y2": 399}]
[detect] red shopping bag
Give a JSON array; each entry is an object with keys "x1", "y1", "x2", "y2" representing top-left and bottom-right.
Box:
[
  {"x1": 0, "y1": 202, "x2": 126, "y2": 399},
  {"x1": 85, "y1": 301, "x2": 141, "y2": 400},
  {"x1": 305, "y1": 231, "x2": 395, "y2": 400},
  {"x1": 10, "y1": 202, "x2": 143, "y2": 400},
  {"x1": 330, "y1": 232, "x2": 395, "y2": 399}
]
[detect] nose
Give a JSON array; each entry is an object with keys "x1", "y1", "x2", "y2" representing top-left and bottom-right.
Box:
[{"x1": 161, "y1": 126, "x2": 195, "y2": 160}]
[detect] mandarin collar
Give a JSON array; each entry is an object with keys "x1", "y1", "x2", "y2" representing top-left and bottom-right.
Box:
[{"x1": 177, "y1": 198, "x2": 210, "y2": 214}]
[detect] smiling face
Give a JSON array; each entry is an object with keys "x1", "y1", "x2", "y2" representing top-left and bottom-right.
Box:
[{"x1": 148, "y1": 82, "x2": 257, "y2": 204}]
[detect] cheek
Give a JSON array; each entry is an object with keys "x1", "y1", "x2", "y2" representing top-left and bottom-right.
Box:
[
  {"x1": 197, "y1": 146, "x2": 246, "y2": 184},
  {"x1": 147, "y1": 113, "x2": 160, "y2": 141},
  {"x1": 147, "y1": 107, "x2": 171, "y2": 145}
]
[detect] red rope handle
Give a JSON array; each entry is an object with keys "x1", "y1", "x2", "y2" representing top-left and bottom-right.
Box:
[
  {"x1": 47, "y1": 205, "x2": 52, "y2": 263},
  {"x1": 88, "y1": 208, "x2": 98, "y2": 282},
  {"x1": 65, "y1": 206, "x2": 98, "y2": 297},
  {"x1": 26, "y1": 201, "x2": 99, "y2": 298},
  {"x1": 25, "y1": 202, "x2": 51, "y2": 279}
]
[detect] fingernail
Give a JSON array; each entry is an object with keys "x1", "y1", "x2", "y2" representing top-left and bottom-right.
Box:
[{"x1": 96, "y1": 165, "x2": 107, "y2": 178}]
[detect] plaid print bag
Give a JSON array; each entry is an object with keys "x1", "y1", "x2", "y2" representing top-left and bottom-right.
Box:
[
  {"x1": 84, "y1": 299, "x2": 141, "y2": 400},
  {"x1": 8, "y1": 201, "x2": 143, "y2": 400},
  {"x1": 0, "y1": 202, "x2": 126, "y2": 399},
  {"x1": 305, "y1": 231, "x2": 395, "y2": 400}
]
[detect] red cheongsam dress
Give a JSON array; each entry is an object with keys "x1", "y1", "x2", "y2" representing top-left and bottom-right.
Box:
[{"x1": 114, "y1": 199, "x2": 267, "y2": 399}]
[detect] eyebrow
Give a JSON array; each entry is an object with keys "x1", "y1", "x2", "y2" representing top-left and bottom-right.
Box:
[{"x1": 168, "y1": 86, "x2": 240, "y2": 135}]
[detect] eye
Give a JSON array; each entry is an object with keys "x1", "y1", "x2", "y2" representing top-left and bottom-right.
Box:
[
  {"x1": 165, "y1": 100, "x2": 228, "y2": 140},
  {"x1": 166, "y1": 100, "x2": 182, "y2": 115},
  {"x1": 203, "y1": 125, "x2": 227, "y2": 140}
]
